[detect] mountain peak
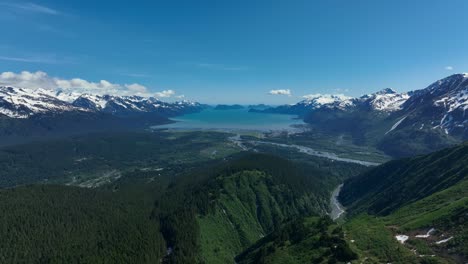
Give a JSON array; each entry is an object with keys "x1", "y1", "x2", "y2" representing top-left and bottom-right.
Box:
[
  {"x1": 439, "y1": 73, "x2": 468, "y2": 83},
  {"x1": 452, "y1": 73, "x2": 468, "y2": 77},
  {"x1": 375, "y1": 88, "x2": 397, "y2": 95},
  {"x1": 300, "y1": 94, "x2": 354, "y2": 110}
]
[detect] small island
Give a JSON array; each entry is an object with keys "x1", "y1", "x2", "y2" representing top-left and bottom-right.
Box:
[
  {"x1": 213, "y1": 104, "x2": 245, "y2": 110},
  {"x1": 247, "y1": 104, "x2": 271, "y2": 110}
]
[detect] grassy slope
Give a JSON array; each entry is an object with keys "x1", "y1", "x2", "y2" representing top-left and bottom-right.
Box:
[
  {"x1": 236, "y1": 217, "x2": 358, "y2": 264},
  {"x1": 197, "y1": 170, "x2": 322, "y2": 263},
  {"x1": 340, "y1": 143, "x2": 468, "y2": 263},
  {"x1": 384, "y1": 179, "x2": 468, "y2": 261},
  {"x1": 344, "y1": 215, "x2": 421, "y2": 264},
  {"x1": 386, "y1": 179, "x2": 468, "y2": 230},
  {"x1": 340, "y1": 142, "x2": 468, "y2": 215},
  {"x1": 344, "y1": 208, "x2": 464, "y2": 264}
]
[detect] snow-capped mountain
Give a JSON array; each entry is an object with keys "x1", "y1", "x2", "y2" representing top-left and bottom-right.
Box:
[
  {"x1": 262, "y1": 74, "x2": 468, "y2": 135},
  {"x1": 0, "y1": 86, "x2": 87, "y2": 118},
  {"x1": 398, "y1": 73, "x2": 468, "y2": 135},
  {"x1": 256, "y1": 88, "x2": 410, "y2": 116},
  {"x1": 300, "y1": 88, "x2": 410, "y2": 112},
  {"x1": 358, "y1": 88, "x2": 410, "y2": 112},
  {"x1": 0, "y1": 86, "x2": 204, "y2": 119},
  {"x1": 299, "y1": 94, "x2": 354, "y2": 110},
  {"x1": 257, "y1": 74, "x2": 467, "y2": 155}
]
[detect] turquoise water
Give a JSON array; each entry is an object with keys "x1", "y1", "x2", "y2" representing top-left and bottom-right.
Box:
[{"x1": 155, "y1": 108, "x2": 304, "y2": 131}]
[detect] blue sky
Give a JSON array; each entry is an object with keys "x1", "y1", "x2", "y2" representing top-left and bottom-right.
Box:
[{"x1": 1, "y1": 0, "x2": 468, "y2": 104}]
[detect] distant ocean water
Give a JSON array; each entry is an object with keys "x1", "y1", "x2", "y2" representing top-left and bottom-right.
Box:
[{"x1": 154, "y1": 108, "x2": 304, "y2": 131}]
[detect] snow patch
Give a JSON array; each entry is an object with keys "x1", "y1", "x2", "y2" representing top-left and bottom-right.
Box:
[
  {"x1": 435, "y1": 236, "x2": 453, "y2": 244},
  {"x1": 415, "y1": 228, "x2": 435, "y2": 238},
  {"x1": 395, "y1": 235, "x2": 409, "y2": 244},
  {"x1": 385, "y1": 116, "x2": 407, "y2": 135}
]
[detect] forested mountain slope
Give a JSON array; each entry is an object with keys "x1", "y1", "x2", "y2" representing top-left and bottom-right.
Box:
[
  {"x1": 158, "y1": 153, "x2": 360, "y2": 263},
  {"x1": 0, "y1": 185, "x2": 166, "y2": 263},
  {"x1": 208, "y1": 142, "x2": 467, "y2": 264},
  {"x1": 340, "y1": 143, "x2": 468, "y2": 263},
  {"x1": 339, "y1": 142, "x2": 467, "y2": 215},
  {"x1": 0, "y1": 152, "x2": 363, "y2": 263}
]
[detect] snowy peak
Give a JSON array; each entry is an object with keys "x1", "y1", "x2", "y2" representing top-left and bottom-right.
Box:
[
  {"x1": 423, "y1": 73, "x2": 468, "y2": 96},
  {"x1": 359, "y1": 89, "x2": 409, "y2": 112},
  {"x1": 0, "y1": 86, "x2": 85, "y2": 118},
  {"x1": 296, "y1": 90, "x2": 408, "y2": 112},
  {"x1": 390, "y1": 73, "x2": 468, "y2": 136},
  {"x1": 300, "y1": 94, "x2": 354, "y2": 110},
  {"x1": 0, "y1": 86, "x2": 203, "y2": 119},
  {"x1": 72, "y1": 94, "x2": 108, "y2": 110},
  {"x1": 55, "y1": 90, "x2": 83, "y2": 102},
  {"x1": 375, "y1": 88, "x2": 397, "y2": 95},
  {"x1": 403, "y1": 73, "x2": 468, "y2": 112}
]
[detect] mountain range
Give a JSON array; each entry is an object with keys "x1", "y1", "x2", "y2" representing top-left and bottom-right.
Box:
[
  {"x1": 254, "y1": 73, "x2": 468, "y2": 157},
  {"x1": 0, "y1": 86, "x2": 206, "y2": 145},
  {"x1": 1, "y1": 74, "x2": 466, "y2": 154},
  {"x1": 0, "y1": 86, "x2": 205, "y2": 118}
]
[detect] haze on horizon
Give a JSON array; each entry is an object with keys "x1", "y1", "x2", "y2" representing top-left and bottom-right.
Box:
[{"x1": 1, "y1": 0, "x2": 468, "y2": 104}]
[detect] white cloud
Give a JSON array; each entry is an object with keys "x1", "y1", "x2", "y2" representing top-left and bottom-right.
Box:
[
  {"x1": 1, "y1": 2, "x2": 60, "y2": 15},
  {"x1": 0, "y1": 71, "x2": 178, "y2": 98},
  {"x1": 155, "y1": 90, "x2": 175, "y2": 98},
  {"x1": 268, "y1": 89, "x2": 291, "y2": 96},
  {"x1": 125, "y1": 83, "x2": 148, "y2": 93},
  {"x1": 445, "y1": 66, "x2": 454, "y2": 71}
]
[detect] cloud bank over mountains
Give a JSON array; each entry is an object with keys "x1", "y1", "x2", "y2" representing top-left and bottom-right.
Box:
[{"x1": 0, "y1": 71, "x2": 181, "y2": 98}]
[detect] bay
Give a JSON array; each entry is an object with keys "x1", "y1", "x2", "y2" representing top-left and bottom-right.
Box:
[{"x1": 154, "y1": 108, "x2": 304, "y2": 131}]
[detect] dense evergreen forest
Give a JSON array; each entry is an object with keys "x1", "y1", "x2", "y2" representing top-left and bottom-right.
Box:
[
  {"x1": 0, "y1": 131, "x2": 238, "y2": 187},
  {"x1": 0, "y1": 147, "x2": 363, "y2": 263},
  {"x1": 0, "y1": 185, "x2": 166, "y2": 263}
]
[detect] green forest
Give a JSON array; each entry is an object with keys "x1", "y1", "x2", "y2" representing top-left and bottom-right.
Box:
[{"x1": 0, "y1": 131, "x2": 466, "y2": 263}]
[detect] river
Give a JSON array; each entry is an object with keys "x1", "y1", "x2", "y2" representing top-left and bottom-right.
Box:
[
  {"x1": 249, "y1": 141, "x2": 381, "y2": 167},
  {"x1": 329, "y1": 184, "x2": 346, "y2": 220}
]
